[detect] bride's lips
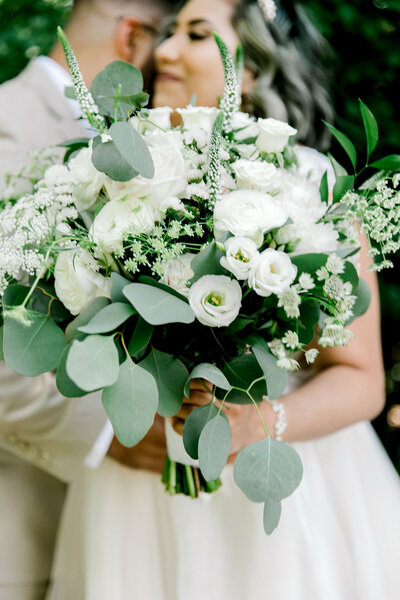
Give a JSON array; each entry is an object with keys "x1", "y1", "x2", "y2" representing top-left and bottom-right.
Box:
[{"x1": 155, "y1": 72, "x2": 183, "y2": 83}]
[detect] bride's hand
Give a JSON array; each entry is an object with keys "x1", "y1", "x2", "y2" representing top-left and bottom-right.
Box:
[
  {"x1": 171, "y1": 379, "x2": 275, "y2": 462},
  {"x1": 107, "y1": 413, "x2": 167, "y2": 474}
]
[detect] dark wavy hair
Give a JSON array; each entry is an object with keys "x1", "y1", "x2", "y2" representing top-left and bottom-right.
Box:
[{"x1": 233, "y1": 0, "x2": 334, "y2": 151}]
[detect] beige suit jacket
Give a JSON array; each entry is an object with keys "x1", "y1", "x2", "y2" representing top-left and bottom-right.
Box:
[{"x1": 0, "y1": 61, "x2": 108, "y2": 599}]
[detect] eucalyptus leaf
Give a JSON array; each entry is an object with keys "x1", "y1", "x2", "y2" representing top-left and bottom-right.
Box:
[
  {"x1": 291, "y1": 253, "x2": 328, "y2": 276},
  {"x1": 198, "y1": 414, "x2": 231, "y2": 481},
  {"x1": 189, "y1": 242, "x2": 226, "y2": 284},
  {"x1": 140, "y1": 348, "x2": 188, "y2": 416},
  {"x1": 90, "y1": 60, "x2": 144, "y2": 119},
  {"x1": 65, "y1": 297, "x2": 110, "y2": 343},
  {"x1": 3, "y1": 311, "x2": 66, "y2": 376},
  {"x1": 66, "y1": 334, "x2": 119, "y2": 391},
  {"x1": 342, "y1": 260, "x2": 359, "y2": 293},
  {"x1": 323, "y1": 122, "x2": 357, "y2": 171},
  {"x1": 92, "y1": 139, "x2": 139, "y2": 182},
  {"x1": 111, "y1": 272, "x2": 131, "y2": 303},
  {"x1": 369, "y1": 154, "x2": 400, "y2": 171},
  {"x1": 56, "y1": 337, "x2": 88, "y2": 398},
  {"x1": 347, "y1": 278, "x2": 371, "y2": 323},
  {"x1": 184, "y1": 363, "x2": 231, "y2": 398},
  {"x1": 251, "y1": 337, "x2": 288, "y2": 401},
  {"x1": 222, "y1": 354, "x2": 267, "y2": 404},
  {"x1": 233, "y1": 438, "x2": 303, "y2": 503},
  {"x1": 123, "y1": 282, "x2": 195, "y2": 325},
  {"x1": 127, "y1": 317, "x2": 154, "y2": 356},
  {"x1": 78, "y1": 302, "x2": 136, "y2": 334},
  {"x1": 263, "y1": 500, "x2": 282, "y2": 535},
  {"x1": 102, "y1": 358, "x2": 158, "y2": 447},
  {"x1": 183, "y1": 402, "x2": 219, "y2": 459},
  {"x1": 359, "y1": 99, "x2": 379, "y2": 159},
  {"x1": 110, "y1": 121, "x2": 154, "y2": 179},
  {"x1": 298, "y1": 301, "x2": 320, "y2": 345}
]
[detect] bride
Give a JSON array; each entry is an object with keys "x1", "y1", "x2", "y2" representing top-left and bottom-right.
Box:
[{"x1": 47, "y1": 0, "x2": 400, "y2": 598}]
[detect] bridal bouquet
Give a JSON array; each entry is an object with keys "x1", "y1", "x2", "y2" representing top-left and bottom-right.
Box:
[{"x1": 1, "y1": 29, "x2": 399, "y2": 533}]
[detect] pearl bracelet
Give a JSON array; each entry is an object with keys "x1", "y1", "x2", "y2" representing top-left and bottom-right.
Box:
[{"x1": 269, "y1": 399, "x2": 287, "y2": 441}]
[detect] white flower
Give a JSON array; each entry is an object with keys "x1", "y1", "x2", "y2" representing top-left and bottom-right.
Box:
[
  {"x1": 213, "y1": 190, "x2": 287, "y2": 246},
  {"x1": 232, "y1": 159, "x2": 277, "y2": 193},
  {"x1": 277, "y1": 286, "x2": 301, "y2": 318},
  {"x1": 326, "y1": 253, "x2": 345, "y2": 274},
  {"x1": 299, "y1": 272, "x2": 315, "y2": 291},
  {"x1": 177, "y1": 105, "x2": 219, "y2": 132},
  {"x1": 256, "y1": 118, "x2": 297, "y2": 154},
  {"x1": 68, "y1": 146, "x2": 107, "y2": 212},
  {"x1": 282, "y1": 331, "x2": 299, "y2": 349},
  {"x1": 248, "y1": 249, "x2": 297, "y2": 297},
  {"x1": 104, "y1": 139, "x2": 186, "y2": 211},
  {"x1": 91, "y1": 197, "x2": 155, "y2": 253},
  {"x1": 305, "y1": 348, "x2": 319, "y2": 364},
  {"x1": 294, "y1": 145, "x2": 335, "y2": 192},
  {"x1": 54, "y1": 249, "x2": 112, "y2": 315},
  {"x1": 188, "y1": 275, "x2": 242, "y2": 327},
  {"x1": 131, "y1": 107, "x2": 173, "y2": 133},
  {"x1": 160, "y1": 253, "x2": 195, "y2": 298},
  {"x1": 275, "y1": 171, "x2": 326, "y2": 226},
  {"x1": 231, "y1": 112, "x2": 259, "y2": 141},
  {"x1": 293, "y1": 223, "x2": 339, "y2": 255},
  {"x1": 220, "y1": 236, "x2": 259, "y2": 280}
]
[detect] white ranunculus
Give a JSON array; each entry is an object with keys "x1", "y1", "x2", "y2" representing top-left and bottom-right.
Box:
[
  {"x1": 68, "y1": 147, "x2": 107, "y2": 212},
  {"x1": 220, "y1": 236, "x2": 259, "y2": 280},
  {"x1": 54, "y1": 249, "x2": 112, "y2": 315},
  {"x1": 188, "y1": 275, "x2": 242, "y2": 327},
  {"x1": 248, "y1": 248, "x2": 297, "y2": 297},
  {"x1": 231, "y1": 111, "x2": 260, "y2": 141},
  {"x1": 91, "y1": 197, "x2": 155, "y2": 254},
  {"x1": 213, "y1": 190, "x2": 287, "y2": 246},
  {"x1": 256, "y1": 118, "x2": 297, "y2": 154},
  {"x1": 104, "y1": 140, "x2": 186, "y2": 210},
  {"x1": 291, "y1": 222, "x2": 339, "y2": 255},
  {"x1": 232, "y1": 159, "x2": 277, "y2": 193},
  {"x1": 160, "y1": 253, "x2": 195, "y2": 297},
  {"x1": 294, "y1": 145, "x2": 335, "y2": 192},
  {"x1": 176, "y1": 106, "x2": 219, "y2": 132}
]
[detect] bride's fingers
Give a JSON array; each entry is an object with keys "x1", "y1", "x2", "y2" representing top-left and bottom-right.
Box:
[{"x1": 171, "y1": 417, "x2": 185, "y2": 435}]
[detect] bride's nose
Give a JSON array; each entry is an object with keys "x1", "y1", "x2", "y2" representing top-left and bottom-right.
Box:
[{"x1": 155, "y1": 34, "x2": 182, "y2": 65}]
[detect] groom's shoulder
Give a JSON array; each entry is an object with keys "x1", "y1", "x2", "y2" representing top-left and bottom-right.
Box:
[{"x1": 0, "y1": 61, "x2": 52, "y2": 121}]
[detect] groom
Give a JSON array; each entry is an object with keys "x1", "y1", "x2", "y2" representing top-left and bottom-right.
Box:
[{"x1": 0, "y1": 1, "x2": 174, "y2": 599}]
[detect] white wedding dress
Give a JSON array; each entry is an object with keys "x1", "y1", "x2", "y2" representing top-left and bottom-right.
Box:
[{"x1": 46, "y1": 392, "x2": 400, "y2": 599}]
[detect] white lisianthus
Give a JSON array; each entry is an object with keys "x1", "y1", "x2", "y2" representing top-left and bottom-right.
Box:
[
  {"x1": 232, "y1": 159, "x2": 277, "y2": 193},
  {"x1": 256, "y1": 118, "x2": 297, "y2": 154},
  {"x1": 131, "y1": 107, "x2": 173, "y2": 133},
  {"x1": 91, "y1": 197, "x2": 155, "y2": 253},
  {"x1": 68, "y1": 146, "x2": 107, "y2": 212},
  {"x1": 160, "y1": 253, "x2": 195, "y2": 297},
  {"x1": 188, "y1": 275, "x2": 242, "y2": 327},
  {"x1": 213, "y1": 190, "x2": 287, "y2": 246},
  {"x1": 54, "y1": 249, "x2": 112, "y2": 315},
  {"x1": 248, "y1": 248, "x2": 297, "y2": 297},
  {"x1": 220, "y1": 236, "x2": 259, "y2": 280},
  {"x1": 231, "y1": 111, "x2": 259, "y2": 140},
  {"x1": 176, "y1": 105, "x2": 219, "y2": 132},
  {"x1": 104, "y1": 139, "x2": 186, "y2": 210}
]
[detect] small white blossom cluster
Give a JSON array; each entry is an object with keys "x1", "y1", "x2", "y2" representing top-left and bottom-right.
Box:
[{"x1": 341, "y1": 176, "x2": 400, "y2": 271}]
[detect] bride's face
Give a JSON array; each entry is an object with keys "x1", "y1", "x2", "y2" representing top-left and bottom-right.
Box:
[{"x1": 153, "y1": 0, "x2": 240, "y2": 110}]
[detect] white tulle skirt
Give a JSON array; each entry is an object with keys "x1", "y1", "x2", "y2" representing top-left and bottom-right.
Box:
[{"x1": 47, "y1": 421, "x2": 400, "y2": 600}]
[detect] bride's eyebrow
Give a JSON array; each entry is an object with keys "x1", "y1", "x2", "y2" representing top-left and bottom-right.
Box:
[{"x1": 187, "y1": 19, "x2": 215, "y2": 28}]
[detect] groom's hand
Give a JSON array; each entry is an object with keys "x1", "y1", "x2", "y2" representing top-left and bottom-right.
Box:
[{"x1": 107, "y1": 413, "x2": 167, "y2": 474}]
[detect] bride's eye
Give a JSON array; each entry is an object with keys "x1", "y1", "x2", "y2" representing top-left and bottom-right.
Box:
[{"x1": 188, "y1": 31, "x2": 209, "y2": 41}]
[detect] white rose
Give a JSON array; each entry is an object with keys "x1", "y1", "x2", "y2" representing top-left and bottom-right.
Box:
[
  {"x1": 220, "y1": 236, "x2": 259, "y2": 280},
  {"x1": 231, "y1": 111, "x2": 259, "y2": 141},
  {"x1": 232, "y1": 159, "x2": 277, "y2": 193},
  {"x1": 91, "y1": 196, "x2": 155, "y2": 253},
  {"x1": 248, "y1": 248, "x2": 297, "y2": 297},
  {"x1": 213, "y1": 190, "x2": 287, "y2": 246},
  {"x1": 188, "y1": 275, "x2": 242, "y2": 327},
  {"x1": 68, "y1": 146, "x2": 107, "y2": 212},
  {"x1": 275, "y1": 170, "x2": 327, "y2": 226},
  {"x1": 104, "y1": 141, "x2": 186, "y2": 210},
  {"x1": 160, "y1": 253, "x2": 195, "y2": 297},
  {"x1": 54, "y1": 249, "x2": 112, "y2": 315},
  {"x1": 256, "y1": 118, "x2": 297, "y2": 154},
  {"x1": 176, "y1": 105, "x2": 219, "y2": 132}
]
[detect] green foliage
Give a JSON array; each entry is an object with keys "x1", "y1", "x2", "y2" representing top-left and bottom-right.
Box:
[
  {"x1": 66, "y1": 334, "x2": 120, "y2": 391},
  {"x1": 123, "y1": 282, "x2": 195, "y2": 326},
  {"x1": 183, "y1": 402, "x2": 219, "y2": 460},
  {"x1": 198, "y1": 413, "x2": 231, "y2": 481},
  {"x1": 140, "y1": 348, "x2": 188, "y2": 417},
  {"x1": 90, "y1": 60, "x2": 144, "y2": 120},
  {"x1": 78, "y1": 302, "x2": 136, "y2": 334}
]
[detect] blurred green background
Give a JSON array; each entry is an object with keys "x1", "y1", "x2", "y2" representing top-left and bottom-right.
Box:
[{"x1": 0, "y1": 0, "x2": 399, "y2": 469}]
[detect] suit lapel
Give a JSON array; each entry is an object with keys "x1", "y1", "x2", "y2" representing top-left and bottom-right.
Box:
[{"x1": 19, "y1": 60, "x2": 88, "y2": 140}]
